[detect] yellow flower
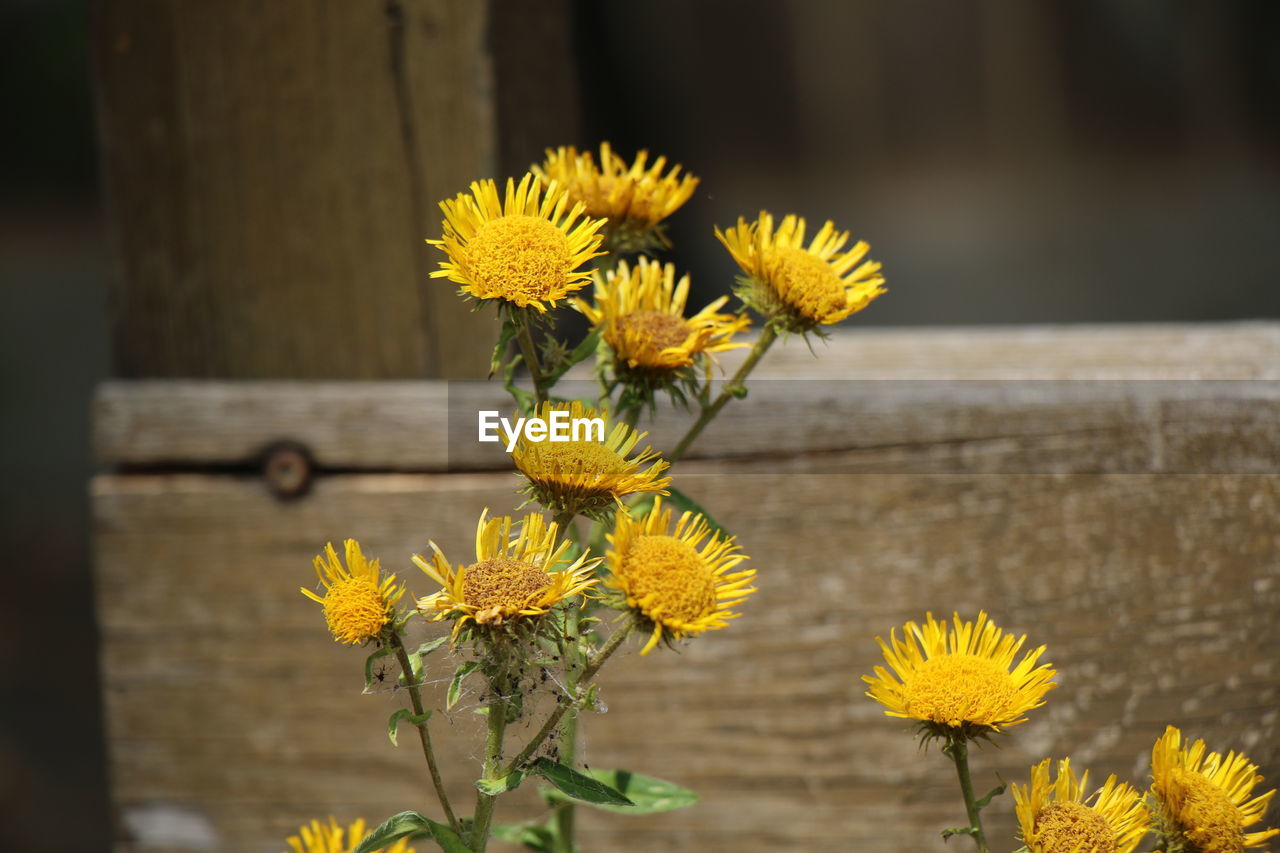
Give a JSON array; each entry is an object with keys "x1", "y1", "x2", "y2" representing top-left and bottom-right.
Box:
[
  {"x1": 534, "y1": 142, "x2": 699, "y2": 252},
  {"x1": 510, "y1": 400, "x2": 670, "y2": 518},
  {"x1": 285, "y1": 816, "x2": 413, "y2": 853},
  {"x1": 605, "y1": 497, "x2": 756, "y2": 655},
  {"x1": 1150, "y1": 725, "x2": 1278, "y2": 853},
  {"x1": 301, "y1": 540, "x2": 406, "y2": 645},
  {"x1": 716, "y1": 211, "x2": 885, "y2": 331},
  {"x1": 428, "y1": 173, "x2": 606, "y2": 313},
  {"x1": 414, "y1": 510, "x2": 598, "y2": 640},
  {"x1": 862, "y1": 611, "x2": 1056, "y2": 739},
  {"x1": 575, "y1": 257, "x2": 749, "y2": 376},
  {"x1": 1013, "y1": 757, "x2": 1149, "y2": 853}
]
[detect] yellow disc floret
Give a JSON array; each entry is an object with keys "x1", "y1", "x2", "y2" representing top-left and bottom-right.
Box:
[
  {"x1": 429, "y1": 173, "x2": 606, "y2": 313},
  {"x1": 464, "y1": 215, "x2": 572, "y2": 305},
  {"x1": 606, "y1": 497, "x2": 756, "y2": 655},
  {"x1": 863, "y1": 611, "x2": 1056, "y2": 737},
  {"x1": 717, "y1": 211, "x2": 886, "y2": 331},
  {"x1": 301, "y1": 540, "x2": 406, "y2": 645},
  {"x1": 1034, "y1": 802, "x2": 1116, "y2": 853},
  {"x1": 1150, "y1": 726, "x2": 1278, "y2": 853},
  {"x1": 903, "y1": 654, "x2": 1021, "y2": 729}
]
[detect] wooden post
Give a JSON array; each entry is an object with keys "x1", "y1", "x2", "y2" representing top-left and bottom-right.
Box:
[{"x1": 92, "y1": 0, "x2": 579, "y2": 379}]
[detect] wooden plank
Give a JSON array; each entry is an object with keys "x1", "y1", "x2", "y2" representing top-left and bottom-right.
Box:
[
  {"x1": 93, "y1": 325, "x2": 1280, "y2": 471},
  {"x1": 93, "y1": 0, "x2": 499, "y2": 378},
  {"x1": 93, "y1": 468, "x2": 1280, "y2": 852}
]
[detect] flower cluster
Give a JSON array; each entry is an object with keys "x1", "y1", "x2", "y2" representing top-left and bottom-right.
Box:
[{"x1": 864, "y1": 612, "x2": 1277, "y2": 853}]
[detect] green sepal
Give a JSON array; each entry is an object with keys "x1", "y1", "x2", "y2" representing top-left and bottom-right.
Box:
[
  {"x1": 475, "y1": 770, "x2": 526, "y2": 796},
  {"x1": 447, "y1": 661, "x2": 482, "y2": 709},
  {"x1": 386, "y1": 708, "x2": 431, "y2": 746},
  {"x1": 941, "y1": 826, "x2": 979, "y2": 840},
  {"x1": 538, "y1": 328, "x2": 601, "y2": 390},
  {"x1": 974, "y1": 781, "x2": 1006, "y2": 810},
  {"x1": 579, "y1": 768, "x2": 698, "y2": 814},
  {"x1": 529, "y1": 757, "x2": 633, "y2": 806}
]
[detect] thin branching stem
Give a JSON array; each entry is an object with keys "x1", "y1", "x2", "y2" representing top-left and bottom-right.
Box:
[
  {"x1": 668, "y1": 322, "x2": 778, "y2": 462},
  {"x1": 388, "y1": 631, "x2": 459, "y2": 832},
  {"x1": 944, "y1": 737, "x2": 991, "y2": 853}
]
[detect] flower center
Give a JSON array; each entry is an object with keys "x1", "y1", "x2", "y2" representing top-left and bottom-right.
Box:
[
  {"x1": 1034, "y1": 801, "x2": 1116, "y2": 853},
  {"x1": 767, "y1": 246, "x2": 847, "y2": 321},
  {"x1": 902, "y1": 653, "x2": 1019, "y2": 727},
  {"x1": 466, "y1": 215, "x2": 572, "y2": 303},
  {"x1": 616, "y1": 310, "x2": 692, "y2": 364},
  {"x1": 622, "y1": 535, "x2": 718, "y2": 624},
  {"x1": 1169, "y1": 768, "x2": 1245, "y2": 853},
  {"x1": 322, "y1": 577, "x2": 390, "y2": 644},
  {"x1": 532, "y1": 440, "x2": 629, "y2": 481},
  {"x1": 462, "y1": 556, "x2": 551, "y2": 613}
]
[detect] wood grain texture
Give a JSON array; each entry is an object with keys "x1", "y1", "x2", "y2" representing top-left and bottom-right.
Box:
[
  {"x1": 93, "y1": 324, "x2": 1280, "y2": 472},
  {"x1": 93, "y1": 469, "x2": 1279, "y2": 852},
  {"x1": 93, "y1": 0, "x2": 500, "y2": 378},
  {"x1": 90, "y1": 324, "x2": 1280, "y2": 850}
]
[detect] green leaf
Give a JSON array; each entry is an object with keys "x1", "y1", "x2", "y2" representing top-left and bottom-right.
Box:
[
  {"x1": 475, "y1": 770, "x2": 526, "y2": 796},
  {"x1": 941, "y1": 826, "x2": 979, "y2": 841},
  {"x1": 490, "y1": 316, "x2": 520, "y2": 379},
  {"x1": 974, "y1": 781, "x2": 1006, "y2": 810},
  {"x1": 386, "y1": 708, "x2": 431, "y2": 746},
  {"x1": 364, "y1": 646, "x2": 393, "y2": 689},
  {"x1": 530, "y1": 758, "x2": 633, "y2": 806},
  {"x1": 493, "y1": 822, "x2": 557, "y2": 852},
  {"x1": 580, "y1": 769, "x2": 698, "y2": 814},
  {"x1": 424, "y1": 819, "x2": 472, "y2": 853},
  {"x1": 353, "y1": 811, "x2": 430, "y2": 853},
  {"x1": 415, "y1": 636, "x2": 450, "y2": 658},
  {"x1": 664, "y1": 487, "x2": 731, "y2": 540},
  {"x1": 448, "y1": 661, "x2": 482, "y2": 709}
]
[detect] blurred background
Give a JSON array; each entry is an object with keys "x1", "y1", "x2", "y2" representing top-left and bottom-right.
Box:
[{"x1": 2, "y1": 0, "x2": 1277, "y2": 849}]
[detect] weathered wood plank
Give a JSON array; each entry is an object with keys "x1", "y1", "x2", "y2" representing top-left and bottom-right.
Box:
[
  {"x1": 92, "y1": 323, "x2": 1280, "y2": 471},
  {"x1": 93, "y1": 469, "x2": 1279, "y2": 852},
  {"x1": 93, "y1": 0, "x2": 499, "y2": 378}
]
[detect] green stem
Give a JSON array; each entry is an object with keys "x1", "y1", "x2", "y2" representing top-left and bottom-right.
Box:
[
  {"x1": 944, "y1": 737, "x2": 991, "y2": 853},
  {"x1": 500, "y1": 620, "x2": 634, "y2": 778},
  {"x1": 515, "y1": 312, "x2": 548, "y2": 408},
  {"x1": 470, "y1": 678, "x2": 510, "y2": 853},
  {"x1": 553, "y1": 605, "x2": 582, "y2": 853},
  {"x1": 668, "y1": 323, "x2": 778, "y2": 463},
  {"x1": 389, "y1": 631, "x2": 459, "y2": 833}
]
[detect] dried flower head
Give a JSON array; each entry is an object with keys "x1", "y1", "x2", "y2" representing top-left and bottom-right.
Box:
[
  {"x1": 414, "y1": 510, "x2": 598, "y2": 642},
  {"x1": 576, "y1": 257, "x2": 749, "y2": 380}
]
